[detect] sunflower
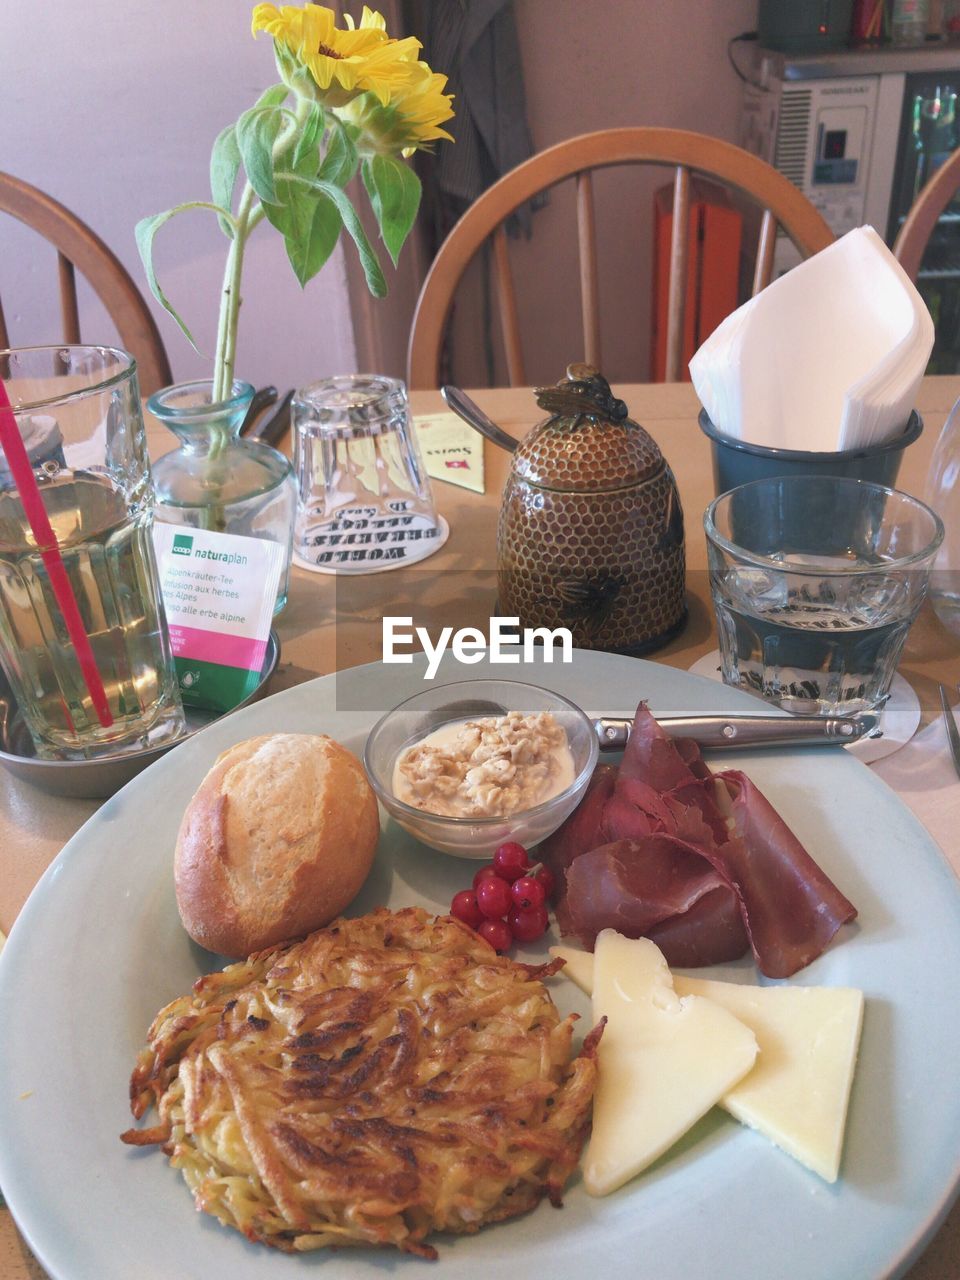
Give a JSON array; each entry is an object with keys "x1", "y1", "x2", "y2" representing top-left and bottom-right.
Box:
[
  {"x1": 251, "y1": 4, "x2": 422, "y2": 106},
  {"x1": 336, "y1": 61, "x2": 455, "y2": 156}
]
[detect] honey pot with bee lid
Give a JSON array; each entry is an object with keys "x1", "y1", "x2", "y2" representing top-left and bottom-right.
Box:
[{"x1": 496, "y1": 364, "x2": 686, "y2": 653}]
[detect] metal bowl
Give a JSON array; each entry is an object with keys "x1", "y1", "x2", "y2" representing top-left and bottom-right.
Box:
[{"x1": 0, "y1": 632, "x2": 280, "y2": 799}]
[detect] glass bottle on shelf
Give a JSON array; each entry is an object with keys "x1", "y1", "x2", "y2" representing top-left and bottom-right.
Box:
[
  {"x1": 147, "y1": 380, "x2": 296, "y2": 613},
  {"x1": 912, "y1": 93, "x2": 927, "y2": 199},
  {"x1": 927, "y1": 86, "x2": 958, "y2": 180},
  {"x1": 892, "y1": 0, "x2": 930, "y2": 44}
]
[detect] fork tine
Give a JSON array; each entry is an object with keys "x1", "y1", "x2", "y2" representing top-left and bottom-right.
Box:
[{"x1": 939, "y1": 684, "x2": 960, "y2": 781}]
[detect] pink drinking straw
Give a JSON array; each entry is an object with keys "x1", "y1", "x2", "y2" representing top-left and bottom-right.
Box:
[{"x1": 0, "y1": 378, "x2": 113, "y2": 728}]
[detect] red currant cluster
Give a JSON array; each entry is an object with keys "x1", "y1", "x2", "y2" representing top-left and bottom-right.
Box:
[{"x1": 450, "y1": 841, "x2": 556, "y2": 952}]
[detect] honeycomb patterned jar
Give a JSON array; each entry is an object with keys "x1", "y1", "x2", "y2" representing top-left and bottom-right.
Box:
[{"x1": 497, "y1": 366, "x2": 686, "y2": 654}]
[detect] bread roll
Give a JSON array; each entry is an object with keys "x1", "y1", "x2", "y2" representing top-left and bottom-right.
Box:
[{"x1": 175, "y1": 733, "x2": 380, "y2": 957}]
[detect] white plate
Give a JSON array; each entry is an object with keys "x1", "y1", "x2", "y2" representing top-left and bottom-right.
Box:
[{"x1": 2, "y1": 651, "x2": 960, "y2": 1280}]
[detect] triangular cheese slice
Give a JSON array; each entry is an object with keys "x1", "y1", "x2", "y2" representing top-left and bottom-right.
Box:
[
  {"x1": 674, "y1": 977, "x2": 863, "y2": 1183},
  {"x1": 584, "y1": 931, "x2": 758, "y2": 1196},
  {"x1": 551, "y1": 944, "x2": 593, "y2": 993},
  {"x1": 551, "y1": 944, "x2": 864, "y2": 1183}
]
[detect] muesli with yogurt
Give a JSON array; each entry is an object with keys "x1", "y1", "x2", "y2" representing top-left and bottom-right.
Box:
[{"x1": 393, "y1": 711, "x2": 575, "y2": 818}]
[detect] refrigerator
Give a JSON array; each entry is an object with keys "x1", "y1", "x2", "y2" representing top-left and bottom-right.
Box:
[{"x1": 740, "y1": 43, "x2": 960, "y2": 371}]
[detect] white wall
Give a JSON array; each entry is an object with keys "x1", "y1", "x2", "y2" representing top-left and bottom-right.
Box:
[{"x1": 1, "y1": 0, "x2": 358, "y2": 396}]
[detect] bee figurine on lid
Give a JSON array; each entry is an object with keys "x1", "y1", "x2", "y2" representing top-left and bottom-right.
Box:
[{"x1": 497, "y1": 364, "x2": 686, "y2": 653}]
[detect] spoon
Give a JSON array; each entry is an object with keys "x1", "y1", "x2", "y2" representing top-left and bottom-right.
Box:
[{"x1": 441, "y1": 385, "x2": 519, "y2": 453}]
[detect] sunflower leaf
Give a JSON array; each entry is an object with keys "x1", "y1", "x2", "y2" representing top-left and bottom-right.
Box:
[
  {"x1": 319, "y1": 118, "x2": 360, "y2": 188},
  {"x1": 313, "y1": 179, "x2": 387, "y2": 297},
  {"x1": 266, "y1": 149, "x2": 341, "y2": 286},
  {"x1": 236, "y1": 104, "x2": 284, "y2": 205},
  {"x1": 277, "y1": 172, "x2": 387, "y2": 297},
  {"x1": 136, "y1": 202, "x2": 235, "y2": 350},
  {"x1": 361, "y1": 155, "x2": 421, "y2": 267},
  {"x1": 292, "y1": 101, "x2": 325, "y2": 171},
  {"x1": 273, "y1": 40, "x2": 318, "y2": 102},
  {"x1": 210, "y1": 124, "x2": 242, "y2": 238},
  {"x1": 254, "y1": 83, "x2": 289, "y2": 111},
  {"x1": 287, "y1": 196, "x2": 343, "y2": 286}
]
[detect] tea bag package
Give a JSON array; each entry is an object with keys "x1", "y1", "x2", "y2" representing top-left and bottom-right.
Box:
[{"x1": 152, "y1": 524, "x2": 283, "y2": 711}]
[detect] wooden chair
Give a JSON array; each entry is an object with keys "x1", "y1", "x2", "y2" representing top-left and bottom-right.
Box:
[
  {"x1": 0, "y1": 173, "x2": 172, "y2": 397},
  {"x1": 407, "y1": 127, "x2": 834, "y2": 388},
  {"x1": 893, "y1": 148, "x2": 960, "y2": 281}
]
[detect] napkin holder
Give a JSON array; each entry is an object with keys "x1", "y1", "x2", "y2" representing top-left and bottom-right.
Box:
[{"x1": 699, "y1": 409, "x2": 924, "y2": 497}]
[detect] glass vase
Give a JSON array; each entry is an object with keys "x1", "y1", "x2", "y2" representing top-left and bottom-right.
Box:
[{"x1": 147, "y1": 380, "x2": 296, "y2": 612}]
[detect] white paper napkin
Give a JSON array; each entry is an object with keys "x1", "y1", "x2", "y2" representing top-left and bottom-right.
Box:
[{"x1": 690, "y1": 227, "x2": 934, "y2": 453}]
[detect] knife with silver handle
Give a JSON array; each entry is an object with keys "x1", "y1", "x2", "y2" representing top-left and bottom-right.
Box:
[
  {"x1": 437, "y1": 698, "x2": 879, "y2": 751},
  {"x1": 596, "y1": 711, "x2": 880, "y2": 751}
]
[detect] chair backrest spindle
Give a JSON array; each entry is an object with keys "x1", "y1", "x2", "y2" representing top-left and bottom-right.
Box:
[
  {"x1": 664, "y1": 164, "x2": 691, "y2": 383},
  {"x1": 576, "y1": 171, "x2": 601, "y2": 368},
  {"x1": 753, "y1": 209, "x2": 777, "y2": 295},
  {"x1": 57, "y1": 252, "x2": 81, "y2": 345},
  {"x1": 492, "y1": 224, "x2": 526, "y2": 386}
]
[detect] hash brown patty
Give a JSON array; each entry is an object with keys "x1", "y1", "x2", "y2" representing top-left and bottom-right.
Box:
[{"x1": 121, "y1": 907, "x2": 601, "y2": 1259}]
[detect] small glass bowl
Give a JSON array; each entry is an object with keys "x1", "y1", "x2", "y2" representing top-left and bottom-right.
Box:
[{"x1": 363, "y1": 680, "x2": 599, "y2": 858}]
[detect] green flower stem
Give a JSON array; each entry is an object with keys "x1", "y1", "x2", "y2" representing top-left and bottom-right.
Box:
[
  {"x1": 211, "y1": 101, "x2": 306, "y2": 410},
  {"x1": 201, "y1": 100, "x2": 307, "y2": 534},
  {"x1": 201, "y1": 189, "x2": 258, "y2": 532},
  {"x1": 212, "y1": 186, "x2": 261, "y2": 408}
]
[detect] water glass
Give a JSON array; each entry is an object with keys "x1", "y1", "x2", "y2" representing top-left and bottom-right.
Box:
[
  {"x1": 292, "y1": 374, "x2": 443, "y2": 573},
  {"x1": 0, "y1": 346, "x2": 184, "y2": 759},
  {"x1": 704, "y1": 476, "x2": 943, "y2": 716},
  {"x1": 924, "y1": 394, "x2": 960, "y2": 638}
]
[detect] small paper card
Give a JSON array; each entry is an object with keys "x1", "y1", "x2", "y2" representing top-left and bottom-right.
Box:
[
  {"x1": 152, "y1": 524, "x2": 283, "y2": 712},
  {"x1": 414, "y1": 413, "x2": 485, "y2": 494}
]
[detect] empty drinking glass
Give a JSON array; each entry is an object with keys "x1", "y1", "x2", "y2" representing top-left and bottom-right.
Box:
[{"x1": 292, "y1": 374, "x2": 446, "y2": 574}]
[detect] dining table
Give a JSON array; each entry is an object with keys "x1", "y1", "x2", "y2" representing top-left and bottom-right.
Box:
[{"x1": 2, "y1": 375, "x2": 960, "y2": 1279}]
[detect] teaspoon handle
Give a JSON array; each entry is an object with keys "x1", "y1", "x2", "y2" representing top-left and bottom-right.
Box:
[{"x1": 441, "y1": 385, "x2": 519, "y2": 453}]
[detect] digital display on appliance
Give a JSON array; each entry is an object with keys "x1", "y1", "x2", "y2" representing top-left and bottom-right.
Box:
[
  {"x1": 814, "y1": 124, "x2": 858, "y2": 185},
  {"x1": 824, "y1": 129, "x2": 847, "y2": 159}
]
